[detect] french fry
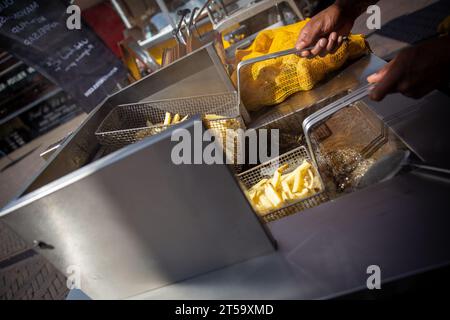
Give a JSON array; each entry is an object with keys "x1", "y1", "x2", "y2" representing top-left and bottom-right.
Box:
[
  {"x1": 181, "y1": 115, "x2": 189, "y2": 122},
  {"x1": 292, "y1": 168, "x2": 303, "y2": 193},
  {"x1": 277, "y1": 164, "x2": 289, "y2": 173},
  {"x1": 172, "y1": 113, "x2": 181, "y2": 124},
  {"x1": 252, "y1": 178, "x2": 268, "y2": 189},
  {"x1": 271, "y1": 170, "x2": 281, "y2": 190},
  {"x1": 265, "y1": 183, "x2": 282, "y2": 207},
  {"x1": 293, "y1": 188, "x2": 309, "y2": 199},
  {"x1": 281, "y1": 180, "x2": 291, "y2": 194},
  {"x1": 247, "y1": 160, "x2": 320, "y2": 215},
  {"x1": 163, "y1": 112, "x2": 172, "y2": 125},
  {"x1": 258, "y1": 194, "x2": 273, "y2": 211}
]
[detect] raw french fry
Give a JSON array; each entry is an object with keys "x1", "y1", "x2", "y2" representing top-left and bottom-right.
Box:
[
  {"x1": 248, "y1": 190, "x2": 257, "y2": 201},
  {"x1": 281, "y1": 180, "x2": 291, "y2": 193},
  {"x1": 246, "y1": 160, "x2": 321, "y2": 215},
  {"x1": 181, "y1": 115, "x2": 189, "y2": 122},
  {"x1": 277, "y1": 164, "x2": 289, "y2": 173},
  {"x1": 164, "y1": 112, "x2": 172, "y2": 125},
  {"x1": 282, "y1": 169, "x2": 296, "y2": 185},
  {"x1": 204, "y1": 114, "x2": 225, "y2": 120},
  {"x1": 258, "y1": 194, "x2": 273, "y2": 211},
  {"x1": 292, "y1": 168, "x2": 303, "y2": 193},
  {"x1": 305, "y1": 169, "x2": 315, "y2": 189},
  {"x1": 271, "y1": 170, "x2": 281, "y2": 189},
  {"x1": 172, "y1": 113, "x2": 181, "y2": 124},
  {"x1": 293, "y1": 188, "x2": 309, "y2": 199},
  {"x1": 252, "y1": 178, "x2": 268, "y2": 189},
  {"x1": 265, "y1": 184, "x2": 282, "y2": 207}
]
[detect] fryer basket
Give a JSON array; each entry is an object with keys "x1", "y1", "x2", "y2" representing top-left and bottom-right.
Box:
[
  {"x1": 95, "y1": 92, "x2": 244, "y2": 148},
  {"x1": 237, "y1": 145, "x2": 327, "y2": 223}
]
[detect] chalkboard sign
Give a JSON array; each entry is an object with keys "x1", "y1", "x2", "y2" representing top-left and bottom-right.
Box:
[{"x1": 0, "y1": 0, "x2": 128, "y2": 112}]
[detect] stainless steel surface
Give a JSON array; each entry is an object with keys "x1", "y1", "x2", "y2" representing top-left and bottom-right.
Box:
[
  {"x1": 213, "y1": 0, "x2": 303, "y2": 32},
  {"x1": 364, "y1": 90, "x2": 450, "y2": 169},
  {"x1": 11, "y1": 43, "x2": 238, "y2": 196},
  {"x1": 131, "y1": 171, "x2": 450, "y2": 299},
  {"x1": 3, "y1": 47, "x2": 450, "y2": 300},
  {"x1": 237, "y1": 146, "x2": 327, "y2": 222},
  {"x1": 1, "y1": 117, "x2": 274, "y2": 299},
  {"x1": 302, "y1": 83, "x2": 373, "y2": 167},
  {"x1": 95, "y1": 92, "x2": 243, "y2": 148},
  {"x1": 126, "y1": 39, "x2": 160, "y2": 70},
  {"x1": 40, "y1": 140, "x2": 65, "y2": 161}
]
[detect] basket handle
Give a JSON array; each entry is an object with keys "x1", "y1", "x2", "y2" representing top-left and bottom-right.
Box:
[{"x1": 302, "y1": 82, "x2": 375, "y2": 167}]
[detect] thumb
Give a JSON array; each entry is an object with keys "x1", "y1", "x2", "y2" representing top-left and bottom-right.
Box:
[{"x1": 367, "y1": 66, "x2": 389, "y2": 83}]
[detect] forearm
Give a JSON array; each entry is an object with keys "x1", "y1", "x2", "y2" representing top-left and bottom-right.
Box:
[{"x1": 335, "y1": 0, "x2": 380, "y2": 20}]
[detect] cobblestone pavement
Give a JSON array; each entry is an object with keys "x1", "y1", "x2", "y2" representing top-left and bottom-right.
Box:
[{"x1": 0, "y1": 221, "x2": 69, "y2": 300}]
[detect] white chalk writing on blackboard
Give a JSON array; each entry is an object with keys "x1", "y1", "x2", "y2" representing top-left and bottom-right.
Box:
[
  {"x1": 0, "y1": 1, "x2": 39, "y2": 28},
  {"x1": 84, "y1": 67, "x2": 119, "y2": 97}
]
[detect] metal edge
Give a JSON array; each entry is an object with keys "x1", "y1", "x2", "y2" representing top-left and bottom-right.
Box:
[{"x1": 0, "y1": 116, "x2": 201, "y2": 217}]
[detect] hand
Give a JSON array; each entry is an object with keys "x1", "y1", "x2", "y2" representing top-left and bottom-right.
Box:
[
  {"x1": 367, "y1": 36, "x2": 450, "y2": 101},
  {"x1": 295, "y1": 4, "x2": 357, "y2": 57}
]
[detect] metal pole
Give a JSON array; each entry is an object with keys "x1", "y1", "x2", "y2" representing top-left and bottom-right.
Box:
[{"x1": 110, "y1": 0, "x2": 133, "y2": 29}]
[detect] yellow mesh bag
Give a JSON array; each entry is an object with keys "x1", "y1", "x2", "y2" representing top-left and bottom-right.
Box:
[{"x1": 232, "y1": 20, "x2": 369, "y2": 111}]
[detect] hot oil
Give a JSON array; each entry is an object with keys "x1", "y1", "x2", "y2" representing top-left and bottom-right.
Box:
[{"x1": 310, "y1": 101, "x2": 406, "y2": 196}]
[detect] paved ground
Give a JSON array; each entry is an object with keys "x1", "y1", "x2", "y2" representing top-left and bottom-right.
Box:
[
  {"x1": 0, "y1": 0, "x2": 441, "y2": 299},
  {"x1": 0, "y1": 115, "x2": 85, "y2": 300},
  {"x1": 0, "y1": 221, "x2": 69, "y2": 300}
]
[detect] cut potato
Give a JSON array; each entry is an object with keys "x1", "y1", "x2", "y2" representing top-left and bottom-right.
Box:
[
  {"x1": 265, "y1": 183, "x2": 282, "y2": 207},
  {"x1": 245, "y1": 160, "x2": 321, "y2": 215},
  {"x1": 163, "y1": 112, "x2": 172, "y2": 125},
  {"x1": 271, "y1": 170, "x2": 281, "y2": 189},
  {"x1": 172, "y1": 113, "x2": 181, "y2": 124}
]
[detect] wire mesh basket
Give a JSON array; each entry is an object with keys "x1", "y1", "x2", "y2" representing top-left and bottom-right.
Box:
[
  {"x1": 95, "y1": 92, "x2": 244, "y2": 148},
  {"x1": 237, "y1": 145, "x2": 328, "y2": 223}
]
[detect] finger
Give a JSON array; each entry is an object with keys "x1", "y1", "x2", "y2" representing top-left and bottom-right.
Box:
[
  {"x1": 300, "y1": 49, "x2": 311, "y2": 57},
  {"x1": 310, "y1": 38, "x2": 328, "y2": 56},
  {"x1": 326, "y1": 32, "x2": 338, "y2": 52},
  {"x1": 369, "y1": 61, "x2": 403, "y2": 101},
  {"x1": 330, "y1": 35, "x2": 344, "y2": 54},
  {"x1": 296, "y1": 21, "x2": 320, "y2": 50},
  {"x1": 367, "y1": 66, "x2": 390, "y2": 83}
]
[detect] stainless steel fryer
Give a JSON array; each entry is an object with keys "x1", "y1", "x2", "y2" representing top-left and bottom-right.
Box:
[
  {"x1": 3, "y1": 49, "x2": 449, "y2": 300},
  {"x1": 95, "y1": 92, "x2": 244, "y2": 148}
]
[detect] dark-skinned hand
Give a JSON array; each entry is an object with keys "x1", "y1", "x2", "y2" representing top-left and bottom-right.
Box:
[
  {"x1": 295, "y1": 4, "x2": 357, "y2": 56},
  {"x1": 367, "y1": 36, "x2": 450, "y2": 101}
]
